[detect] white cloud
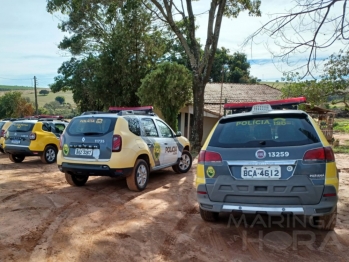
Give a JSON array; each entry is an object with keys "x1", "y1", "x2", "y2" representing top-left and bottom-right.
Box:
[{"x1": 0, "y1": 0, "x2": 346, "y2": 87}]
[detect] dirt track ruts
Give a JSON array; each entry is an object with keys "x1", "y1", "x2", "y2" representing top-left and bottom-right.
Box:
[{"x1": 1, "y1": 134, "x2": 349, "y2": 262}]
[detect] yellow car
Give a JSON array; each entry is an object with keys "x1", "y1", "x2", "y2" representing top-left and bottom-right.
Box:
[
  {"x1": 57, "y1": 106, "x2": 192, "y2": 191},
  {"x1": 196, "y1": 98, "x2": 338, "y2": 230},
  {"x1": 0, "y1": 119, "x2": 15, "y2": 153},
  {"x1": 4, "y1": 119, "x2": 68, "y2": 163}
]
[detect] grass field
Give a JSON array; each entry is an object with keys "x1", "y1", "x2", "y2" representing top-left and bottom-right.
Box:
[
  {"x1": 0, "y1": 85, "x2": 32, "y2": 91},
  {"x1": 260, "y1": 81, "x2": 285, "y2": 90},
  {"x1": 0, "y1": 86, "x2": 76, "y2": 108}
]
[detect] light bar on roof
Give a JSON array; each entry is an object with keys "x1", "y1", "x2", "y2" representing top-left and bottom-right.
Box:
[
  {"x1": 223, "y1": 97, "x2": 306, "y2": 110},
  {"x1": 108, "y1": 106, "x2": 153, "y2": 113}
]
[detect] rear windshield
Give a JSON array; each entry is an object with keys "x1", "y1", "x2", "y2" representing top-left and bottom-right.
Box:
[
  {"x1": 8, "y1": 122, "x2": 35, "y2": 132},
  {"x1": 209, "y1": 113, "x2": 320, "y2": 148},
  {"x1": 67, "y1": 117, "x2": 116, "y2": 135}
]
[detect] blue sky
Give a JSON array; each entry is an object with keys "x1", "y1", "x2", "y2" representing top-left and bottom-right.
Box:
[{"x1": 0, "y1": 0, "x2": 345, "y2": 87}]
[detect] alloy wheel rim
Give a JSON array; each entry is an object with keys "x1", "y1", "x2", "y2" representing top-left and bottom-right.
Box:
[
  {"x1": 179, "y1": 154, "x2": 190, "y2": 170},
  {"x1": 136, "y1": 164, "x2": 147, "y2": 187},
  {"x1": 46, "y1": 149, "x2": 56, "y2": 162}
]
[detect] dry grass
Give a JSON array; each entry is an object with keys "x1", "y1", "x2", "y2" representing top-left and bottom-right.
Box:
[{"x1": 0, "y1": 88, "x2": 76, "y2": 108}]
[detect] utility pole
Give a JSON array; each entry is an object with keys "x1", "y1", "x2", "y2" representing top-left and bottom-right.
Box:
[
  {"x1": 34, "y1": 76, "x2": 38, "y2": 115},
  {"x1": 219, "y1": 65, "x2": 224, "y2": 116}
]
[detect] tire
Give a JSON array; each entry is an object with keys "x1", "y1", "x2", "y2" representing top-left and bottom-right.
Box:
[
  {"x1": 9, "y1": 154, "x2": 25, "y2": 163},
  {"x1": 199, "y1": 207, "x2": 219, "y2": 222},
  {"x1": 311, "y1": 206, "x2": 337, "y2": 231},
  {"x1": 172, "y1": 150, "x2": 192, "y2": 174},
  {"x1": 65, "y1": 173, "x2": 89, "y2": 186},
  {"x1": 126, "y1": 159, "x2": 149, "y2": 192},
  {"x1": 41, "y1": 145, "x2": 57, "y2": 164}
]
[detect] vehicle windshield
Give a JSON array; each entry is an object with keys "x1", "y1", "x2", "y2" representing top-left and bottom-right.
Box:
[
  {"x1": 209, "y1": 113, "x2": 320, "y2": 148},
  {"x1": 0, "y1": 122, "x2": 6, "y2": 130},
  {"x1": 67, "y1": 117, "x2": 116, "y2": 135},
  {"x1": 7, "y1": 122, "x2": 35, "y2": 132}
]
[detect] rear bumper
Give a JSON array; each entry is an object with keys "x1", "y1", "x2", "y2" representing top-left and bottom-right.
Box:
[
  {"x1": 197, "y1": 184, "x2": 338, "y2": 216},
  {"x1": 4, "y1": 145, "x2": 42, "y2": 156},
  {"x1": 59, "y1": 162, "x2": 133, "y2": 178}
]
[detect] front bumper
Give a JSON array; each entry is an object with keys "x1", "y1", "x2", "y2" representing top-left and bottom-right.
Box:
[
  {"x1": 4, "y1": 145, "x2": 42, "y2": 156},
  {"x1": 59, "y1": 162, "x2": 133, "y2": 178},
  {"x1": 197, "y1": 184, "x2": 338, "y2": 216}
]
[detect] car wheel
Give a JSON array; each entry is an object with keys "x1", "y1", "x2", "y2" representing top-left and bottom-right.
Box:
[
  {"x1": 172, "y1": 150, "x2": 192, "y2": 174},
  {"x1": 9, "y1": 154, "x2": 25, "y2": 163},
  {"x1": 65, "y1": 173, "x2": 89, "y2": 186},
  {"x1": 126, "y1": 159, "x2": 149, "y2": 192},
  {"x1": 311, "y1": 206, "x2": 337, "y2": 231},
  {"x1": 199, "y1": 207, "x2": 219, "y2": 222},
  {"x1": 41, "y1": 145, "x2": 57, "y2": 164}
]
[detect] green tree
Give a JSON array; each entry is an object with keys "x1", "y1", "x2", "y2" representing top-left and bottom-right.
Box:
[
  {"x1": 281, "y1": 50, "x2": 349, "y2": 109},
  {"x1": 48, "y1": 0, "x2": 167, "y2": 112},
  {"x1": 210, "y1": 49, "x2": 256, "y2": 83},
  {"x1": 39, "y1": 89, "x2": 50, "y2": 95},
  {"x1": 145, "y1": 0, "x2": 261, "y2": 148},
  {"x1": 281, "y1": 72, "x2": 328, "y2": 106},
  {"x1": 0, "y1": 91, "x2": 34, "y2": 118},
  {"x1": 43, "y1": 101, "x2": 61, "y2": 114},
  {"x1": 137, "y1": 62, "x2": 192, "y2": 131},
  {"x1": 55, "y1": 96, "x2": 66, "y2": 104},
  {"x1": 47, "y1": 0, "x2": 261, "y2": 149},
  {"x1": 321, "y1": 50, "x2": 349, "y2": 109},
  {"x1": 38, "y1": 107, "x2": 50, "y2": 115}
]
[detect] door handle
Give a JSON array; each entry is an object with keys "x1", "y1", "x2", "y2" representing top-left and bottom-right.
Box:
[{"x1": 164, "y1": 143, "x2": 168, "y2": 145}]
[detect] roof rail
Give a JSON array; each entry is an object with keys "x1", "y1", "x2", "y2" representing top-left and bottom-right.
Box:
[
  {"x1": 24, "y1": 114, "x2": 64, "y2": 120},
  {"x1": 108, "y1": 106, "x2": 156, "y2": 116},
  {"x1": 37, "y1": 118, "x2": 69, "y2": 122},
  {"x1": 224, "y1": 97, "x2": 307, "y2": 115},
  {"x1": 81, "y1": 111, "x2": 108, "y2": 115}
]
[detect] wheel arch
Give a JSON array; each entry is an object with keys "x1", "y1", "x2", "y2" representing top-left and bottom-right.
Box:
[{"x1": 137, "y1": 153, "x2": 150, "y2": 168}]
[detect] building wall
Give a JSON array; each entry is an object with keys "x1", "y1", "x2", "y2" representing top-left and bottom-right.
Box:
[{"x1": 202, "y1": 116, "x2": 219, "y2": 145}]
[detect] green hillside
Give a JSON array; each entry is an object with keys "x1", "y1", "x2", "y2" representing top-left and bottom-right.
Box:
[
  {"x1": 0, "y1": 85, "x2": 32, "y2": 91},
  {"x1": 0, "y1": 86, "x2": 76, "y2": 108}
]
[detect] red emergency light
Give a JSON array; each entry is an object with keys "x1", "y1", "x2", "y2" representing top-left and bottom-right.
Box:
[{"x1": 224, "y1": 97, "x2": 306, "y2": 110}]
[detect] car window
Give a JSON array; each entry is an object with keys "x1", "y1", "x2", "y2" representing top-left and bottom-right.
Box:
[
  {"x1": 42, "y1": 122, "x2": 53, "y2": 132},
  {"x1": 209, "y1": 113, "x2": 320, "y2": 148},
  {"x1": 54, "y1": 123, "x2": 66, "y2": 134},
  {"x1": 0, "y1": 122, "x2": 6, "y2": 129},
  {"x1": 155, "y1": 119, "x2": 173, "y2": 138},
  {"x1": 8, "y1": 122, "x2": 35, "y2": 132},
  {"x1": 124, "y1": 117, "x2": 141, "y2": 136},
  {"x1": 141, "y1": 118, "x2": 158, "y2": 137},
  {"x1": 67, "y1": 117, "x2": 116, "y2": 135}
]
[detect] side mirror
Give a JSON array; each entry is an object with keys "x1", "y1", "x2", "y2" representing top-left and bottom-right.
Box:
[{"x1": 175, "y1": 131, "x2": 182, "y2": 137}]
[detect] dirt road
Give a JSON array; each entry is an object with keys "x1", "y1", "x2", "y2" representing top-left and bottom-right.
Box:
[{"x1": 1, "y1": 134, "x2": 349, "y2": 262}]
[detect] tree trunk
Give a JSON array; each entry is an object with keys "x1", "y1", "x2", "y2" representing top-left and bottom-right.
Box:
[{"x1": 190, "y1": 77, "x2": 205, "y2": 151}]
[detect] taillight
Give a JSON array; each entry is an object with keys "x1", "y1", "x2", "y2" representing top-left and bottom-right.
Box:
[
  {"x1": 0, "y1": 129, "x2": 4, "y2": 137},
  {"x1": 303, "y1": 147, "x2": 335, "y2": 162},
  {"x1": 59, "y1": 135, "x2": 63, "y2": 150},
  {"x1": 324, "y1": 147, "x2": 335, "y2": 162},
  {"x1": 112, "y1": 135, "x2": 122, "y2": 152},
  {"x1": 29, "y1": 132, "x2": 36, "y2": 140},
  {"x1": 198, "y1": 150, "x2": 222, "y2": 163}
]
